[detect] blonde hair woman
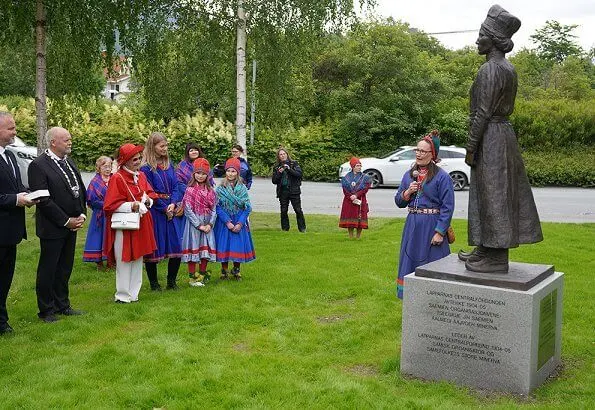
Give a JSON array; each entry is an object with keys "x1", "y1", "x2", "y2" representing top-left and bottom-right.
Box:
[
  {"x1": 140, "y1": 132, "x2": 183, "y2": 290},
  {"x1": 83, "y1": 156, "x2": 112, "y2": 271}
]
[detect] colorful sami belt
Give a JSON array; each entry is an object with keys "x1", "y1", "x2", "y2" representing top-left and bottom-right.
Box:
[
  {"x1": 156, "y1": 193, "x2": 171, "y2": 199},
  {"x1": 408, "y1": 207, "x2": 440, "y2": 214}
]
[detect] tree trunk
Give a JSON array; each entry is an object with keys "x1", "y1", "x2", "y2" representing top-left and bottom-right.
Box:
[
  {"x1": 236, "y1": 0, "x2": 247, "y2": 154},
  {"x1": 35, "y1": 0, "x2": 48, "y2": 155}
]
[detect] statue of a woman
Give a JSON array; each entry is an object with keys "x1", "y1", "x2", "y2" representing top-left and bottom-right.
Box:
[{"x1": 460, "y1": 5, "x2": 543, "y2": 273}]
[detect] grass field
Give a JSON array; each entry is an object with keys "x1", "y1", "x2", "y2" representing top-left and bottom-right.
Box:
[{"x1": 1, "y1": 210, "x2": 593, "y2": 408}]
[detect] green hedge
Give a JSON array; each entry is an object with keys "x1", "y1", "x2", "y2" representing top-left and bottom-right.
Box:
[
  {"x1": 1, "y1": 96, "x2": 235, "y2": 170},
  {"x1": 523, "y1": 149, "x2": 595, "y2": 187},
  {"x1": 1, "y1": 96, "x2": 593, "y2": 187}
]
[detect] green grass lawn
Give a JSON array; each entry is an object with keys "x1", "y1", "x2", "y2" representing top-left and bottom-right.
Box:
[{"x1": 1, "y1": 210, "x2": 594, "y2": 408}]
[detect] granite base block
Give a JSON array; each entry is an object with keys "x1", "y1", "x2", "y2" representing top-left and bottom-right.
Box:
[{"x1": 400, "y1": 257, "x2": 563, "y2": 395}]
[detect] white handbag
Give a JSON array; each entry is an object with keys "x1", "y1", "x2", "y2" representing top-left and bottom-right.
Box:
[
  {"x1": 110, "y1": 174, "x2": 142, "y2": 230},
  {"x1": 111, "y1": 212, "x2": 140, "y2": 230}
]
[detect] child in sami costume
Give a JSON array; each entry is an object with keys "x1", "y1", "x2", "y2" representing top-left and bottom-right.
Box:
[
  {"x1": 181, "y1": 158, "x2": 217, "y2": 287},
  {"x1": 213, "y1": 158, "x2": 256, "y2": 280}
]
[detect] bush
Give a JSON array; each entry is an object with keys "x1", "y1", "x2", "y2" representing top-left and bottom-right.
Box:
[
  {"x1": 249, "y1": 122, "x2": 352, "y2": 182},
  {"x1": 512, "y1": 98, "x2": 595, "y2": 150},
  {"x1": 523, "y1": 149, "x2": 595, "y2": 187},
  {"x1": 0, "y1": 96, "x2": 234, "y2": 171},
  {"x1": 2, "y1": 95, "x2": 594, "y2": 186}
]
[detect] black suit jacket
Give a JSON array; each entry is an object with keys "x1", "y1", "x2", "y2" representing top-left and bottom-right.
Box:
[
  {"x1": 28, "y1": 153, "x2": 87, "y2": 239},
  {"x1": 0, "y1": 150, "x2": 26, "y2": 246}
]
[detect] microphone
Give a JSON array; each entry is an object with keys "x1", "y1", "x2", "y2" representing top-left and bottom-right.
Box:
[{"x1": 412, "y1": 170, "x2": 419, "y2": 179}]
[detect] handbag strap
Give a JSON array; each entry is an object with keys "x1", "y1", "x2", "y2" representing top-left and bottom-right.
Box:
[{"x1": 118, "y1": 173, "x2": 141, "y2": 202}]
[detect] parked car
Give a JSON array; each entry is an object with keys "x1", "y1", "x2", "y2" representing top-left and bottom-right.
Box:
[
  {"x1": 6, "y1": 136, "x2": 38, "y2": 188},
  {"x1": 338, "y1": 146, "x2": 470, "y2": 191}
]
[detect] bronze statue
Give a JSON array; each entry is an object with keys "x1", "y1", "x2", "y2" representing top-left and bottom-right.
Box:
[{"x1": 459, "y1": 5, "x2": 543, "y2": 273}]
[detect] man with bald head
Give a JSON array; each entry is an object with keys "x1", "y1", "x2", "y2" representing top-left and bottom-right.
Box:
[
  {"x1": 28, "y1": 127, "x2": 87, "y2": 322},
  {"x1": 0, "y1": 112, "x2": 36, "y2": 334}
]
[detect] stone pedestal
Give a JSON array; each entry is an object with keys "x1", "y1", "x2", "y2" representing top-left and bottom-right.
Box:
[{"x1": 400, "y1": 254, "x2": 563, "y2": 395}]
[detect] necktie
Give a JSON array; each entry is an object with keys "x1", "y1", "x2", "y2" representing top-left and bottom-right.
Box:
[{"x1": 2, "y1": 151, "x2": 16, "y2": 177}]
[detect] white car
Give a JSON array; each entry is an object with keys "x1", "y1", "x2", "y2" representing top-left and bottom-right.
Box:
[
  {"x1": 338, "y1": 145, "x2": 470, "y2": 191},
  {"x1": 6, "y1": 136, "x2": 38, "y2": 188}
]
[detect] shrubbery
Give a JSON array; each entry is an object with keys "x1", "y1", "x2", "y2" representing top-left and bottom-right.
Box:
[{"x1": 1, "y1": 95, "x2": 593, "y2": 187}]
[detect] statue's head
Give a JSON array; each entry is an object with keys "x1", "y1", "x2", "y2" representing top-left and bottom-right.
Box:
[{"x1": 478, "y1": 5, "x2": 521, "y2": 54}]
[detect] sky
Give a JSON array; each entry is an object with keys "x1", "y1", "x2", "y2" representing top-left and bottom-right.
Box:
[{"x1": 365, "y1": 0, "x2": 595, "y2": 53}]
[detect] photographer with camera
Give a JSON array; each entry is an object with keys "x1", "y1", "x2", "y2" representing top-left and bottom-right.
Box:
[{"x1": 272, "y1": 148, "x2": 306, "y2": 232}]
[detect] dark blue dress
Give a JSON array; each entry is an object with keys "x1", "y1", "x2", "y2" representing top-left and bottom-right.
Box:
[
  {"x1": 141, "y1": 163, "x2": 183, "y2": 261},
  {"x1": 83, "y1": 173, "x2": 108, "y2": 263},
  {"x1": 238, "y1": 157, "x2": 253, "y2": 189},
  {"x1": 395, "y1": 168, "x2": 454, "y2": 299}
]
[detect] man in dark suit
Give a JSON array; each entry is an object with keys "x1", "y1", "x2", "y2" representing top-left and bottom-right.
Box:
[
  {"x1": 28, "y1": 126, "x2": 87, "y2": 322},
  {"x1": 0, "y1": 112, "x2": 35, "y2": 335}
]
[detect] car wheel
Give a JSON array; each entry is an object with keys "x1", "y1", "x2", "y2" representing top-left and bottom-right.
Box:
[
  {"x1": 364, "y1": 169, "x2": 382, "y2": 188},
  {"x1": 450, "y1": 172, "x2": 467, "y2": 191}
]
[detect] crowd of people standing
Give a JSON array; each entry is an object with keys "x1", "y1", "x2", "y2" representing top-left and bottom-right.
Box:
[{"x1": 1, "y1": 107, "x2": 455, "y2": 335}]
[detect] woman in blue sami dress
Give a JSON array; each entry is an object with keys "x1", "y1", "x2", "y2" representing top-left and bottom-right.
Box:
[
  {"x1": 83, "y1": 156, "x2": 112, "y2": 270},
  {"x1": 214, "y1": 158, "x2": 255, "y2": 280},
  {"x1": 395, "y1": 131, "x2": 454, "y2": 299},
  {"x1": 141, "y1": 132, "x2": 183, "y2": 290}
]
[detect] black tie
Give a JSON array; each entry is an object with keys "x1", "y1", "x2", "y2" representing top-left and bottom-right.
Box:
[{"x1": 3, "y1": 152, "x2": 16, "y2": 177}]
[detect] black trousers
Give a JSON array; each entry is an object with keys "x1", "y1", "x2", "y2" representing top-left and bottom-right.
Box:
[
  {"x1": 0, "y1": 245, "x2": 17, "y2": 326},
  {"x1": 279, "y1": 191, "x2": 306, "y2": 232},
  {"x1": 36, "y1": 232, "x2": 77, "y2": 318},
  {"x1": 145, "y1": 258, "x2": 181, "y2": 284}
]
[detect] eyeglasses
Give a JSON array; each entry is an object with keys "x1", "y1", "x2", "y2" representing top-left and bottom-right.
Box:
[{"x1": 414, "y1": 149, "x2": 432, "y2": 154}]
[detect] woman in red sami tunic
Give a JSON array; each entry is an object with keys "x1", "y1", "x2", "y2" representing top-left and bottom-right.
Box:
[{"x1": 103, "y1": 143, "x2": 158, "y2": 303}]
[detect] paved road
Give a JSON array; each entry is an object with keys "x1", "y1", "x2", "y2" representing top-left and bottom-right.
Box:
[{"x1": 82, "y1": 174, "x2": 595, "y2": 223}]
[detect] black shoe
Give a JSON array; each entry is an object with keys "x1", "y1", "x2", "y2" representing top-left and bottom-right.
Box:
[
  {"x1": 150, "y1": 282, "x2": 162, "y2": 291},
  {"x1": 458, "y1": 246, "x2": 487, "y2": 262},
  {"x1": 39, "y1": 315, "x2": 59, "y2": 323},
  {"x1": 0, "y1": 324, "x2": 14, "y2": 335},
  {"x1": 58, "y1": 308, "x2": 86, "y2": 316},
  {"x1": 231, "y1": 267, "x2": 242, "y2": 281},
  {"x1": 166, "y1": 282, "x2": 179, "y2": 290},
  {"x1": 299, "y1": 228, "x2": 307, "y2": 233},
  {"x1": 220, "y1": 269, "x2": 229, "y2": 280},
  {"x1": 465, "y1": 248, "x2": 509, "y2": 273}
]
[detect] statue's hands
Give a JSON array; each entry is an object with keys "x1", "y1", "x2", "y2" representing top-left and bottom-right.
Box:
[{"x1": 465, "y1": 150, "x2": 475, "y2": 167}]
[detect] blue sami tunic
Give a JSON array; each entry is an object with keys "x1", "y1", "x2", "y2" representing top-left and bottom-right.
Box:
[
  {"x1": 395, "y1": 168, "x2": 454, "y2": 299},
  {"x1": 141, "y1": 163, "x2": 183, "y2": 261},
  {"x1": 83, "y1": 173, "x2": 108, "y2": 262},
  {"x1": 213, "y1": 183, "x2": 256, "y2": 263}
]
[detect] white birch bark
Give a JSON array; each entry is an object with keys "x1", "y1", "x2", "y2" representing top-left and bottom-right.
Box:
[
  {"x1": 236, "y1": 0, "x2": 247, "y2": 154},
  {"x1": 35, "y1": 0, "x2": 48, "y2": 154}
]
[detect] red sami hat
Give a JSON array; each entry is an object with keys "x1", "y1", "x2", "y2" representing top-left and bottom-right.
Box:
[
  {"x1": 193, "y1": 158, "x2": 211, "y2": 173},
  {"x1": 224, "y1": 158, "x2": 241, "y2": 173},
  {"x1": 349, "y1": 157, "x2": 361, "y2": 168},
  {"x1": 118, "y1": 143, "x2": 144, "y2": 166}
]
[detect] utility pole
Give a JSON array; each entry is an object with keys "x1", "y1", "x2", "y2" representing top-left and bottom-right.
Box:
[{"x1": 250, "y1": 59, "x2": 256, "y2": 145}]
